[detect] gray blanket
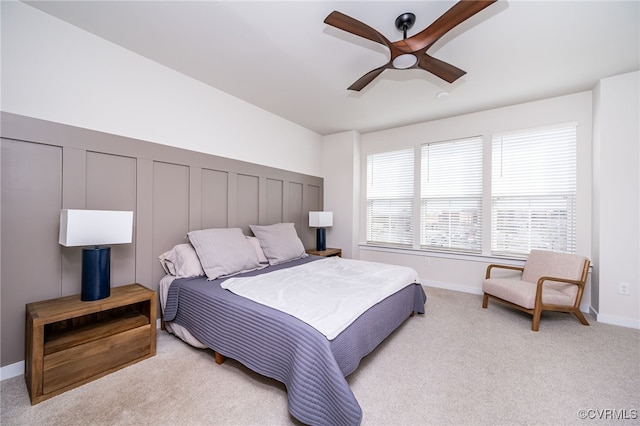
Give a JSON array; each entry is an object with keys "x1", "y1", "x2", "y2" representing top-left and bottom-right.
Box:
[{"x1": 164, "y1": 256, "x2": 426, "y2": 425}]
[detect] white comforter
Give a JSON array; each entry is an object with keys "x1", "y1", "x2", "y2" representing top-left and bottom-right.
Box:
[{"x1": 220, "y1": 257, "x2": 419, "y2": 340}]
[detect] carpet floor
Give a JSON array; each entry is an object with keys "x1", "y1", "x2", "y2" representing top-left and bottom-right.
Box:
[{"x1": 2, "y1": 286, "x2": 639, "y2": 425}]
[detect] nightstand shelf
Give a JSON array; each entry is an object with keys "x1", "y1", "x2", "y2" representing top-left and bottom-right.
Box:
[
  {"x1": 306, "y1": 248, "x2": 342, "y2": 257},
  {"x1": 25, "y1": 283, "x2": 156, "y2": 405}
]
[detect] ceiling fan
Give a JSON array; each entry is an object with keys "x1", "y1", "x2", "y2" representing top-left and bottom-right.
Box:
[{"x1": 324, "y1": 0, "x2": 497, "y2": 91}]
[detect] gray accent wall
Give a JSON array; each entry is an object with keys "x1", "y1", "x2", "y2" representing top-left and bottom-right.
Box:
[{"x1": 0, "y1": 112, "x2": 323, "y2": 367}]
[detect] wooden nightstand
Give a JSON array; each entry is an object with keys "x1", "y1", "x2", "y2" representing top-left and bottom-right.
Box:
[
  {"x1": 306, "y1": 248, "x2": 342, "y2": 257},
  {"x1": 25, "y1": 283, "x2": 156, "y2": 405}
]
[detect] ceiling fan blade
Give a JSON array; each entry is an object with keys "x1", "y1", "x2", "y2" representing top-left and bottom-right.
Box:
[
  {"x1": 348, "y1": 65, "x2": 388, "y2": 91},
  {"x1": 399, "y1": 0, "x2": 496, "y2": 53},
  {"x1": 418, "y1": 54, "x2": 466, "y2": 83},
  {"x1": 324, "y1": 11, "x2": 392, "y2": 47}
]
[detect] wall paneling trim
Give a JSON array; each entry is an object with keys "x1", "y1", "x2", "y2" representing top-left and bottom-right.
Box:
[{"x1": 0, "y1": 112, "x2": 323, "y2": 367}]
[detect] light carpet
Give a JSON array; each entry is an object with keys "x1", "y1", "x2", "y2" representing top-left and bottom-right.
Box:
[{"x1": 2, "y1": 287, "x2": 639, "y2": 425}]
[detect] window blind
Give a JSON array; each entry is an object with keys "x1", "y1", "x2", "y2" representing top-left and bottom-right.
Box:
[
  {"x1": 366, "y1": 148, "x2": 414, "y2": 247},
  {"x1": 491, "y1": 124, "x2": 577, "y2": 256},
  {"x1": 420, "y1": 138, "x2": 483, "y2": 253}
]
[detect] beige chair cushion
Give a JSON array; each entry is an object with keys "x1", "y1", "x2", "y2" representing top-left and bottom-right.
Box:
[{"x1": 483, "y1": 278, "x2": 577, "y2": 309}]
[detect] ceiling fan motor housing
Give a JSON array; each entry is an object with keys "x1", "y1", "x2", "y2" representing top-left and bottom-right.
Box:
[{"x1": 395, "y1": 12, "x2": 416, "y2": 38}]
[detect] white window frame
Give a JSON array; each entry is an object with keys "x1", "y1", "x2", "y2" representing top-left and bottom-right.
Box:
[
  {"x1": 420, "y1": 137, "x2": 483, "y2": 253},
  {"x1": 365, "y1": 148, "x2": 414, "y2": 247},
  {"x1": 361, "y1": 122, "x2": 581, "y2": 261},
  {"x1": 491, "y1": 123, "x2": 578, "y2": 257}
]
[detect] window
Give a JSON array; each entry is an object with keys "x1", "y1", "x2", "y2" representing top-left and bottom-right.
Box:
[
  {"x1": 420, "y1": 138, "x2": 483, "y2": 253},
  {"x1": 363, "y1": 123, "x2": 578, "y2": 258},
  {"x1": 366, "y1": 148, "x2": 413, "y2": 247},
  {"x1": 491, "y1": 124, "x2": 577, "y2": 256}
]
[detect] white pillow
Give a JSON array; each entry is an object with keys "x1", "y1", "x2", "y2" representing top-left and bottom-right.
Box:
[
  {"x1": 249, "y1": 223, "x2": 308, "y2": 266},
  {"x1": 158, "y1": 243, "x2": 204, "y2": 278},
  {"x1": 187, "y1": 228, "x2": 262, "y2": 280}
]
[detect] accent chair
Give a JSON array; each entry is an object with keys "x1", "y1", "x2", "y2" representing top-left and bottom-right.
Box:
[{"x1": 482, "y1": 250, "x2": 590, "y2": 331}]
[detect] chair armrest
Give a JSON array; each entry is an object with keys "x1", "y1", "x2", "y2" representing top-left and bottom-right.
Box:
[
  {"x1": 535, "y1": 275, "x2": 587, "y2": 307},
  {"x1": 536, "y1": 276, "x2": 586, "y2": 289},
  {"x1": 485, "y1": 264, "x2": 524, "y2": 279}
]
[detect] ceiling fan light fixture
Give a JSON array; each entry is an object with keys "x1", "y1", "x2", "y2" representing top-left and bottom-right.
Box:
[{"x1": 392, "y1": 54, "x2": 418, "y2": 69}]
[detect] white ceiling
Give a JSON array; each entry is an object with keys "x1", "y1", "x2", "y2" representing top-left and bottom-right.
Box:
[{"x1": 25, "y1": 1, "x2": 640, "y2": 136}]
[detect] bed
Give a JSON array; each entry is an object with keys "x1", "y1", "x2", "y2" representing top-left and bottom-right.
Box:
[{"x1": 159, "y1": 224, "x2": 427, "y2": 426}]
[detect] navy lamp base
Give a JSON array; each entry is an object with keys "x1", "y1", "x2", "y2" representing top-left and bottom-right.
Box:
[
  {"x1": 316, "y1": 228, "x2": 327, "y2": 251},
  {"x1": 81, "y1": 247, "x2": 111, "y2": 301}
]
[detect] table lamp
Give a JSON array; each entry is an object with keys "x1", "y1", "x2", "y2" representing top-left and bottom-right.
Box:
[
  {"x1": 309, "y1": 211, "x2": 333, "y2": 251},
  {"x1": 59, "y1": 209, "x2": 133, "y2": 301}
]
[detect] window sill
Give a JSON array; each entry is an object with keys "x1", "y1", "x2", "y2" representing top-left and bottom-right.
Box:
[{"x1": 358, "y1": 244, "x2": 527, "y2": 266}]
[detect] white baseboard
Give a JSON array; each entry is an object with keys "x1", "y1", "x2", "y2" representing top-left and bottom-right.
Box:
[
  {"x1": 1, "y1": 361, "x2": 24, "y2": 381},
  {"x1": 594, "y1": 312, "x2": 640, "y2": 329}
]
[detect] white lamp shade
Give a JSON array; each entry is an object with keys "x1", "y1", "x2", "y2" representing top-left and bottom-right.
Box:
[
  {"x1": 309, "y1": 211, "x2": 333, "y2": 228},
  {"x1": 59, "y1": 209, "x2": 133, "y2": 247}
]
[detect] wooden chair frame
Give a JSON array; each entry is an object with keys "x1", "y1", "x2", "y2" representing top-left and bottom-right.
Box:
[{"x1": 482, "y1": 259, "x2": 590, "y2": 331}]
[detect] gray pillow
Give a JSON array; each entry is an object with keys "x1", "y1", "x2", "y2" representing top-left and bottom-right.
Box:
[
  {"x1": 187, "y1": 228, "x2": 262, "y2": 280},
  {"x1": 249, "y1": 223, "x2": 308, "y2": 266},
  {"x1": 246, "y1": 236, "x2": 269, "y2": 263},
  {"x1": 158, "y1": 243, "x2": 204, "y2": 278}
]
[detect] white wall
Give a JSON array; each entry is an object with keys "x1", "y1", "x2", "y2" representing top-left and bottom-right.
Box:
[
  {"x1": 592, "y1": 71, "x2": 640, "y2": 328},
  {"x1": 326, "y1": 92, "x2": 596, "y2": 309},
  {"x1": 322, "y1": 131, "x2": 360, "y2": 259},
  {"x1": 1, "y1": 1, "x2": 322, "y2": 177}
]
